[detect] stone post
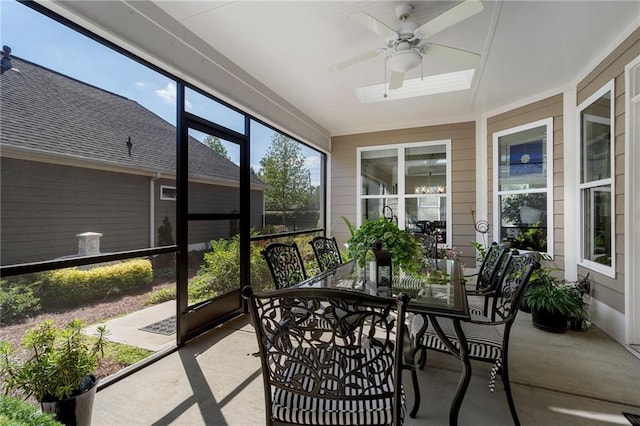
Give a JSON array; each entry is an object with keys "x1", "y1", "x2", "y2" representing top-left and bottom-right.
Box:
[{"x1": 76, "y1": 232, "x2": 103, "y2": 256}]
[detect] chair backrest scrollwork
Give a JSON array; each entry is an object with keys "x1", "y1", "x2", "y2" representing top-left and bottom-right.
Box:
[
  {"x1": 310, "y1": 236, "x2": 343, "y2": 272},
  {"x1": 476, "y1": 242, "x2": 511, "y2": 293},
  {"x1": 492, "y1": 251, "x2": 540, "y2": 322},
  {"x1": 243, "y1": 286, "x2": 409, "y2": 426},
  {"x1": 262, "y1": 242, "x2": 308, "y2": 289}
]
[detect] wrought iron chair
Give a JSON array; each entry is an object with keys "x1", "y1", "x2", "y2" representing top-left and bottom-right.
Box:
[
  {"x1": 309, "y1": 236, "x2": 343, "y2": 272},
  {"x1": 262, "y1": 242, "x2": 308, "y2": 289},
  {"x1": 465, "y1": 242, "x2": 511, "y2": 318},
  {"x1": 243, "y1": 286, "x2": 410, "y2": 426},
  {"x1": 411, "y1": 251, "x2": 540, "y2": 425}
]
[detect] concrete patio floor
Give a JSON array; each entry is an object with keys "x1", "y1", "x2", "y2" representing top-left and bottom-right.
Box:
[{"x1": 92, "y1": 309, "x2": 640, "y2": 425}]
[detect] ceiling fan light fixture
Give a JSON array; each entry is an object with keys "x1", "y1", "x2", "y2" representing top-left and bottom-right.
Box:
[
  {"x1": 354, "y1": 69, "x2": 475, "y2": 104},
  {"x1": 387, "y1": 49, "x2": 422, "y2": 73}
]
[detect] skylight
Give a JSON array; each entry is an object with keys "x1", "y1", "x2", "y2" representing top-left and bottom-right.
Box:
[{"x1": 353, "y1": 69, "x2": 475, "y2": 104}]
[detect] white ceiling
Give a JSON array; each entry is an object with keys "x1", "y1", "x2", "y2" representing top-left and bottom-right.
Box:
[{"x1": 149, "y1": 1, "x2": 639, "y2": 136}]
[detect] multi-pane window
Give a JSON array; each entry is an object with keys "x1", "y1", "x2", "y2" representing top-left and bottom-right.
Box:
[
  {"x1": 357, "y1": 141, "x2": 451, "y2": 246},
  {"x1": 578, "y1": 81, "x2": 615, "y2": 276},
  {"x1": 493, "y1": 118, "x2": 553, "y2": 254}
]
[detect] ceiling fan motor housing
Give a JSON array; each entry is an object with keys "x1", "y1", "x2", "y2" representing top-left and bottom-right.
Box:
[{"x1": 387, "y1": 49, "x2": 422, "y2": 73}]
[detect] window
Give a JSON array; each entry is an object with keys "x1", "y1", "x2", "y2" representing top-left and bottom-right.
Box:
[
  {"x1": 493, "y1": 118, "x2": 553, "y2": 254},
  {"x1": 160, "y1": 185, "x2": 177, "y2": 200},
  {"x1": 578, "y1": 80, "x2": 615, "y2": 276},
  {"x1": 357, "y1": 141, "x2": 451, "y2": 246}
]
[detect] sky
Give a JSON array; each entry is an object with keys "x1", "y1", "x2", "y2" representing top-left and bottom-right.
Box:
[{"x1": 0, "y1": 0, "x2": 320, "y2": 184}]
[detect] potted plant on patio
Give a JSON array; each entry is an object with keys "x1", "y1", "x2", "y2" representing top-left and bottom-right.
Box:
[
  {"x1": 523, "y1": 275, "x2": 588, "y2": 333},
  {"x1": 344, "y1": 216, "x2": 424, "y2": 276},
  {"x1": 0, "y1": 319, "x2": 108, "y2": 426}
]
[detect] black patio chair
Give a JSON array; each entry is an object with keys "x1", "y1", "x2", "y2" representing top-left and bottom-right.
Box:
[
  {"x1": 262, "y1": 242, "x2": 308, "y2": 289},
  {"x1": 411, "y1": 251, "x2": 540, "y2": 425},
  {"x1": 243, "y1": 286, "x2": 410, "y2": 425},
  {"x1": 465, "y1": 242, "x2": 511, "y2": 318},
  {"x1": 309, "y1": 236, "x2": 343, "y2": 272}
]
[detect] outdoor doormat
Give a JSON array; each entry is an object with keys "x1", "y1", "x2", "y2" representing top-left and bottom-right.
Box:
[
  {"x1": 139, "y1": 315, "x2": 176, "y2": 335},
  {"x1": 623, "y1": 412, "x2": 640, "y2": 426}
]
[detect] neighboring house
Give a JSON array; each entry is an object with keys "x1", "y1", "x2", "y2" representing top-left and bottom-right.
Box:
[{"x1": 0, "y1": 57, "x2": 267, "y2": 265}]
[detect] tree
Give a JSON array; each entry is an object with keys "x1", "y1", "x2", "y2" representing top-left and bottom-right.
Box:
[
  {"x1": 258, "y1": 134, "x2": 311, "y2": 226},
  {"x1": 203, "y1": 135, "x2": 230, "y2": 160}
]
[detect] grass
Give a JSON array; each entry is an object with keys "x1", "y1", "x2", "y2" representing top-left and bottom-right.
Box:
[{"x1": 104, "y1": 341, "x2": 154, "y2": 365}]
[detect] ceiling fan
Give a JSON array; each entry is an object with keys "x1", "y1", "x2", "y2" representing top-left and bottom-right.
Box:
[{"x1": 329, "y1": 0, "x2": 484, "y2": 90}]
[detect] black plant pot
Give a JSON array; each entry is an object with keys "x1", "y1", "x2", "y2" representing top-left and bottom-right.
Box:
[
  {"x1": 531, "y1": 307, "x2": 568, "y2": 333},
  {"x1": 41, "y1": 375, "x2": 98, "y2": 426}
]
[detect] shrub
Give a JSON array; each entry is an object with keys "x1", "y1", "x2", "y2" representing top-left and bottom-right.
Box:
[
  {"x1": 0, "y1": 395, "x2": 63, "y2": 426},
  {"x1": 144, "y1": 287, "x2": 176, "y2": 305},
  {"x1": 189, "y1": 237, "x2": 241, "y2": 302},
  {"x1": 189, "y1": 234, "x2": 272, "y2": 301},
  {"x1": 0, "y1": 279, "x2": 41, "y2": 325},
  {"x1": 35, "y1": 259, "x2": 153, "y2": 309}
]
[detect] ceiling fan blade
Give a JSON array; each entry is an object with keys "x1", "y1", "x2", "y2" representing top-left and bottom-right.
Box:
[
  {"x1": 424, "y1": 43, "x2": 480, "y2": 68},
  {"x1": 389, "y1": 71, "x2": 405, "y2": 90},
  {"x1": 349, "y1": 12, "x2": 397, "y2": 40},
  {"x1": 414, "y1": 0, "x2": 484, "y2": 39},
  {"x1": 329, "y1": 49, "x2": 383, "y2": 72}
]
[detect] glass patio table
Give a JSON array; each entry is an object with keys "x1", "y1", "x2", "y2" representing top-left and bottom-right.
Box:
[{"x1": 294, "y1": 258, "x2": 472, "y2": 426}]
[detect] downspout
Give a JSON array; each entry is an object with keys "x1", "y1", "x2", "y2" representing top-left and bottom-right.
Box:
[{"x1": 150, "y1": 172, "x2": 161, "y2": 247}]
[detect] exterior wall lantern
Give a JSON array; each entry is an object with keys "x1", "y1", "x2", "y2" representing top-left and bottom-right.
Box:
[{"x1": 366, "y1": 239, "x2": 392, "y2": 295}]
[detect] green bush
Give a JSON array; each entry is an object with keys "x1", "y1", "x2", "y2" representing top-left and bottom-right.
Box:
[
  {"x1": 188, "y1": 234, "x2": 272, "y2": 302},
  {"x1": 189, "y1": 237, "x2": 240, "y2": 302},
  {"x1": 0, "y1": 279, "x2": 41, "y2": 324},
  {"x1": 35, "y1": 259, "x2": 153, "y2": 309},
  {"x1": 0, "y1": 395, "x2": 63, "y2": 426},
  {"x1": 144, "y1": 287, "x2": 176, "y2": 305}
]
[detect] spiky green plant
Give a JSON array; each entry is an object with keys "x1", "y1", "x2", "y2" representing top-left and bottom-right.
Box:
[{"x1": 0, "y1": 319, "x2": 107, "y2": 401}]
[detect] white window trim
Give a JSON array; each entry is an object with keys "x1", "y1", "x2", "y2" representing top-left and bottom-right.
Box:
[
  {"x1": 577, "y1": 79, "x2": 615, "y2": 278},
  {"x1": 160, "y1": 185, "x2": 177, "y2": 201},
  {"x1": 492, "y1": 118, "x2": 554, "y2": 257},
  {"x1": 356, "y1": 140, "x2": 452, "y2": 246}
]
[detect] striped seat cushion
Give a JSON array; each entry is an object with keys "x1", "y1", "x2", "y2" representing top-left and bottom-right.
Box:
[
  {"x1": 411, "y1": 315, "x2": 503, "y2": 361},
  {"x1": 271, "y1": 347, "x2": 406, "y2": 425}
]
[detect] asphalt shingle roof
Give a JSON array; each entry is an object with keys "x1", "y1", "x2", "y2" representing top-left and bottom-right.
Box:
[{"x1": 0, "y1": 57, "x2": 263, "y2": 187}]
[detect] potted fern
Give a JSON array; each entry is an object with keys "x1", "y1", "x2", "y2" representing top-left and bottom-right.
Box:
[
  {"x1": 0, "y1": 319, "x2": 108, "y2": 426},
  {"x1": 523, "y1": 277, "x2": 588, "y2": 333},
  {"x1": 344, "y1": 216, "x2": 424, "y2": 276}
]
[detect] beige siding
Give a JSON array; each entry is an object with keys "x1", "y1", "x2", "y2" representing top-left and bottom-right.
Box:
[
  {"x1": 330, "y1": 121, "x2": 476, "y2": 268},
  {"x1": 487, "y1": 94, "x2": 565, "y2": 271},
  {"x1": 576, "y1": 28, "x2": 640, "y2": 314}
]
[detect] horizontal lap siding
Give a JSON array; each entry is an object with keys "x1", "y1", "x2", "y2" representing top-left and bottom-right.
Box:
[
  {"x1": 576, "y1": 27, "x2": 640, "y2": 313},
  {"x1": 1, "y1": 159, "x2": 262, "y2": 265},
  {"x1": 331, "y1": 122, "x2": 476, "y2": 268},
  {"x1": 1, "y1": 158, "x2": 149, "y2": 264}
]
